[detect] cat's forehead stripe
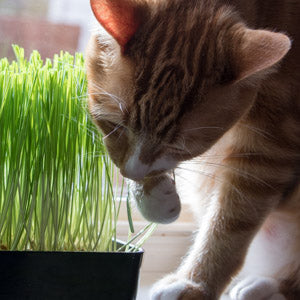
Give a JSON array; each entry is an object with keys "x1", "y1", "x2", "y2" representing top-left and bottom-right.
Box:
[
  {"x1": 129, "y1": 2, "x2": 239, "y2": 139},
  {"x1": 133, "y1": 5, "x2": 191, "y2": 105},
  {"x1": 133, "y1": 15, "x2": 168, "y2": 104}
]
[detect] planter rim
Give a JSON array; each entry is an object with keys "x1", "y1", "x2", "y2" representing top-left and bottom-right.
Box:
[
  {"x1": 0, "y1": 248, "x2": 143, "y2": 254},
  {"x1": 0, "y1": 239, "x2": 143, "y2": 254}
]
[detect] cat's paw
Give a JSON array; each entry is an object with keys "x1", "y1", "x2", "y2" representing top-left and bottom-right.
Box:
[
  {"x1": 229, "y1": 276, "x2": 286, "y2": 300},
  {"x1": 150, "y1": 275, "x2": 206, "y2": 300}
]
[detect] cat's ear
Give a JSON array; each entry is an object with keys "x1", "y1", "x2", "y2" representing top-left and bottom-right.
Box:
[
  {"x1": 236, "y1": 29, "x2": 291, "y2": 81},
  {"x1": 90, "y1": 0, "x2": 146, "y2": 52}
]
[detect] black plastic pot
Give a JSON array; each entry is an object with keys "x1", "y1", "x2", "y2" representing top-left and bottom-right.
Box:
[{"x1": 0, "y1": 244, "x2": 143, "y2": 300}]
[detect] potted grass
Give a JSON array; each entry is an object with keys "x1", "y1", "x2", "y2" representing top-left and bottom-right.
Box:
[{"x1": 0, "y1": 45, "x2": 156, "y2": 299}]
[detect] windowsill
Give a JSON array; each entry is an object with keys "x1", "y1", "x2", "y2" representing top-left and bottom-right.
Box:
[
  {"x1": 117, "y1": 200, "x2": 199, "y2": 299},
  {"x1": 118, "y1": 203, "x2": 232, "y2": 299},
  {"x1": 131, "y1": 220, "x2": 231, "y2": 300},
  {"x1": 137, "y1": 280, "x2": 231, "y2": 300}
]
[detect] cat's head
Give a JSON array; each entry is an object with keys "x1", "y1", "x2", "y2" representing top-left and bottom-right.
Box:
[{"x1": 86, "y1": 0, "x2": 291, "y2": 181}]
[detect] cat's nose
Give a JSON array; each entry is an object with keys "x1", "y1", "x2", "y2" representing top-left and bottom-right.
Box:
[
  {"x1": 121, "y1": 155, "x2": 150, "y2": 181},
  {"x1": 121, "y1": 168, "x2": 147, "y2": 181},
  {"x1": 121, "y1": 164, "x2": 149, "y2": 181}
]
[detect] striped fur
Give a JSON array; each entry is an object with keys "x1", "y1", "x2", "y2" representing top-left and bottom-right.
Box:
[{"x1": 86, "y1": 0, "x2": 300, "y2": 299}]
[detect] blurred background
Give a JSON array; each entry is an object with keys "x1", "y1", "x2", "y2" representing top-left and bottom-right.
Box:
[{"x1": 0, "y1": 0, "x2": 94, "y2": 60}]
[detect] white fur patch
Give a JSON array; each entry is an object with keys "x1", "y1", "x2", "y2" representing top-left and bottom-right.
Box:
[
  {"x1": 134, "y1": 175, "x2": 181, "y2": 224},
  {"x1": 124, "y1": 143, "x2": 177, "y2": 181},
  {"x1": 229, "y1": 276, "x2": 283, "y2": 300},
  {"x1": 124, "y1": 144, "x2": 150, "y2": 180},
  {"x1": 238, "y1": 211, "x2": 299, "y2": 280},
  {"x1": 151, "y1": 280, "x2": 190, "y2": 300}
]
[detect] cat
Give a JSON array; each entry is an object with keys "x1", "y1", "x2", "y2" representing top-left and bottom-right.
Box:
[{"x1": 85, "y1": 0, "x2": 300, "y2": 299}]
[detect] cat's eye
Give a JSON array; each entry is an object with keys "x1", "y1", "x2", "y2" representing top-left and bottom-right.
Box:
[{"x1": 105, "y1": 120, "x2": 123, "y2": 129}]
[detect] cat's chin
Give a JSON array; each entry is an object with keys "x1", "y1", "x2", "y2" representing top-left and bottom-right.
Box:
[{"x1": 131, "y1": 174, "x2": 181, "y2": 224}]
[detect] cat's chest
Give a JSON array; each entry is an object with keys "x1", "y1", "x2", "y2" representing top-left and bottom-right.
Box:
[
  {"x1": 241, "y1": 211, "x2": 300, "y2": 277},
  {"x1": 260, "y1": 212, "x2": 298, "y2": 249}
]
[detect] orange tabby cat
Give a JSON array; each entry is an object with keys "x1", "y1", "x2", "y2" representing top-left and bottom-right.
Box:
[{"x1": 86, "y1": 0, "x2": 300, "y2": 299}]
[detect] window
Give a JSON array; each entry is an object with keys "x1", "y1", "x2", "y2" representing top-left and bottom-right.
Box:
[{"x1": 0, "y1": 0, "x2": 92, "y2": 60}]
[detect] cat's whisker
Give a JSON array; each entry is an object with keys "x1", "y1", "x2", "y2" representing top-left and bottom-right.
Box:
[
  {"x1": 185, "y1": 138, "x2": 208, "y2": 152},
  {"x1": 174, "y1": 171, "x2": 213, "y2": 192},
  {"x1": 177, "y1": 166, "x2": 224, "y2": 184},
  {"x1": 116, "y1": 127, "x2": 126, "y2": 142},
  {"x1": 170, "y1": 136, "x2": 194, "y2": 156},
  {"x1": 90, "y1": 83, "x2": 128, "y2": 114},
  {"x1": 88, "y1": 89, "x2": 122, "y2": 104},
  {"x1": 179, "y1": 136, "x2": 194, "y2": 156},
  {"x1": 90, "y1": 82, "x2": 120, "y2": 99},
  {"x1": 103, "y1": 125, "x2": 122, "y2": 140},
  {"x1": 178, "y1": 165, "x2": 266, "y2": 215},
  {"x1": 165, "y1": 136, "x2": 206, "y2": 157},
  {"x1": 60, "y1": 114, "x2": 96, "y2": 138},
  {"x1": 238, "y1": 123, "x2": 275, "y2": 140},
  {"x1": 183, "y1": 153, "x2": 261, "y2": 159},
  {"x1": 183, "y1": 126, "x2": 225, "y2": 132},
  {"x1": 174, "y1": 172, "x2": 199, "y2": 190},
  {"x1": 176, "y1": 166, "x2": 252, "y2": 208},
  {"x1": 181, "y1": 160, "x2": 276, "y2": 190},
  {"x1": 90, "y1": 102, "x2": 124, "y2": 122}
]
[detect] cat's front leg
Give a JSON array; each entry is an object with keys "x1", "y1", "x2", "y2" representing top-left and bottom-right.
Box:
[{"x1": 151, "y1": 170, "x2": 281, "y2": 300}]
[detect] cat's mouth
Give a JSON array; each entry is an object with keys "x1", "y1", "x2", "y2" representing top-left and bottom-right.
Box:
[{"x1": 132, "y1": 173, "x2": 180, "y2": 224}]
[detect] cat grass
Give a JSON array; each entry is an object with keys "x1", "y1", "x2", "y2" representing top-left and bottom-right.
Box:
[{"x1": 0, "y1": 45, "x2": 155, "y2": 252}]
